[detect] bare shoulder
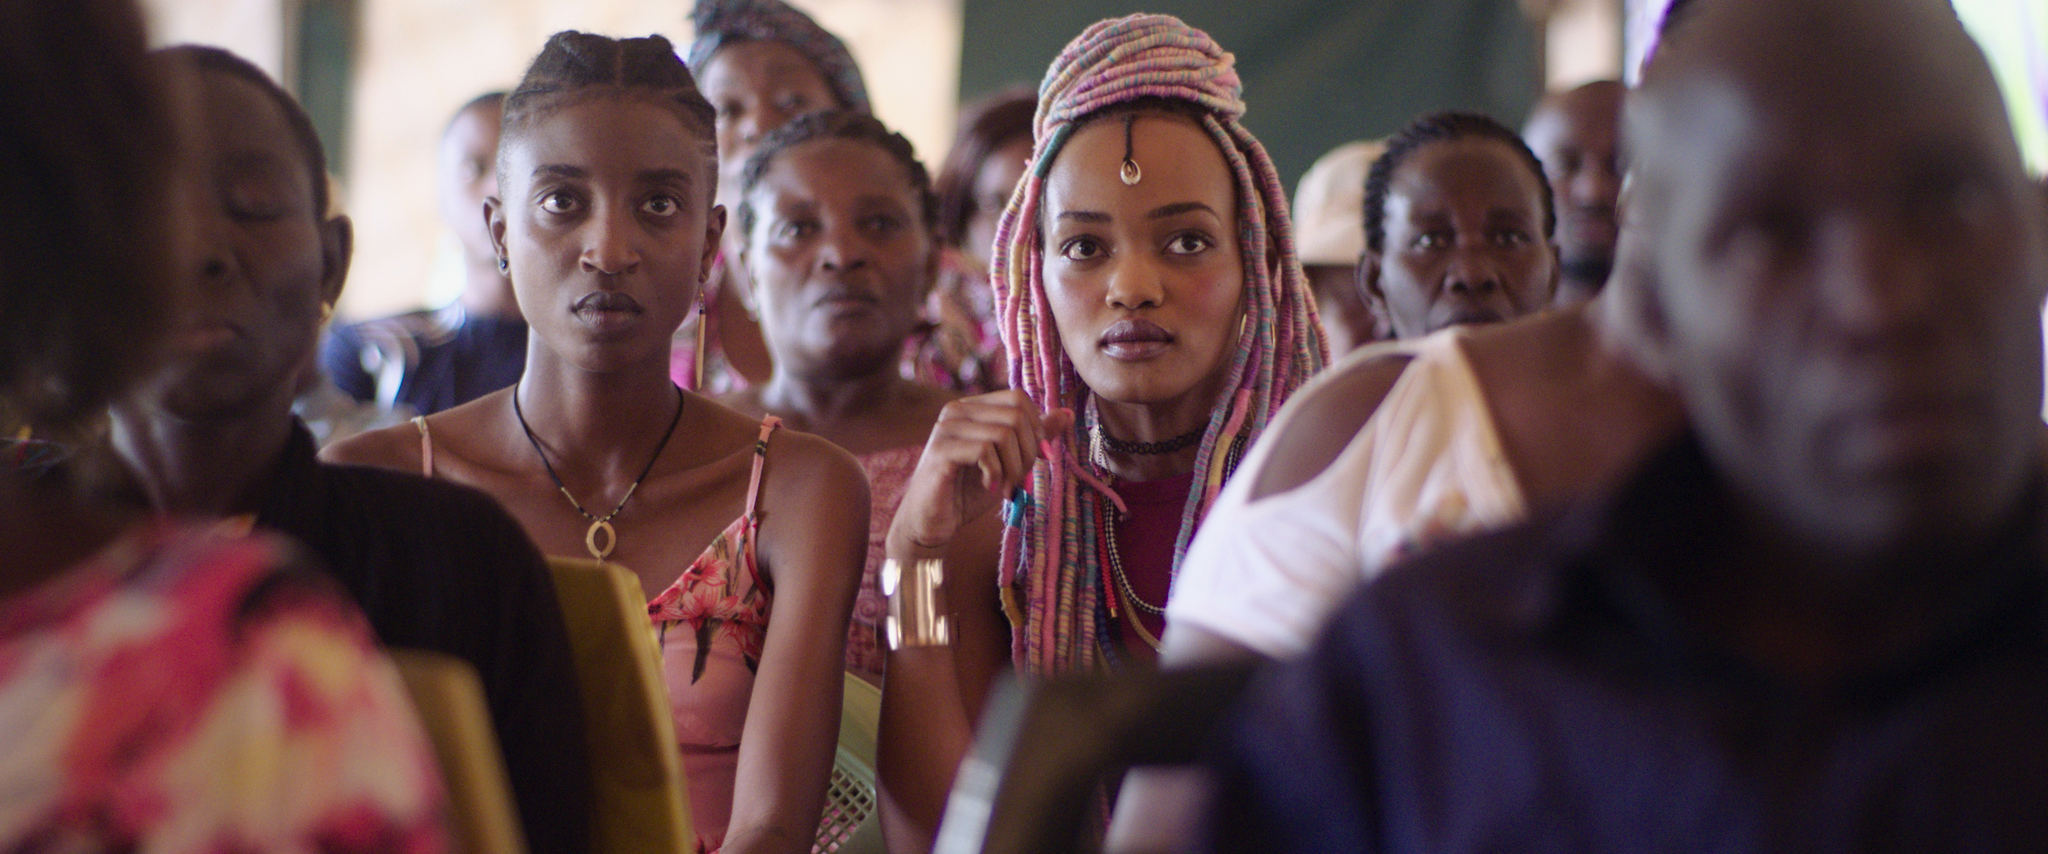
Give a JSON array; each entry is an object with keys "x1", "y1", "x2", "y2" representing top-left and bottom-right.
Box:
[
  {"x1": 1457, "y1": 306, "x2": 1593, "y2": 393},
  {"x1": 319, "y1": 417, "x2": 424, "y2": 472},
  {"x1": 754, "y1": 424, "x2": 870, "y2": 592},
  {"x1": 761, "y1": 426, "x2": 869, "y2": 508},
  {"x1": 318, "y1": 387, "x2": 509, "y2": 473},
  {"x1": 1247, "y1": 347, "x2": 1417, "y2": 500}
]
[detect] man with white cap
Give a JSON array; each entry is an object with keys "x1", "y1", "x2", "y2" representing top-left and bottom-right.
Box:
[{"x1": 1292, "y1": 140, "x2": 1385, "y2": 355}]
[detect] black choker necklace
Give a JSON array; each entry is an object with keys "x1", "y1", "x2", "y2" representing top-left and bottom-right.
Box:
[
  {"x1": 1100, "y1": 425, "x2": 1205, "y2": 456},
  {"x1": 513, "y1": 383, "x2": 685, "y2": 561}
]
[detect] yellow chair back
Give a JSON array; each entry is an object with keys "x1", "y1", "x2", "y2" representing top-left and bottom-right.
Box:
[
  {"x1": 547, "y1": 556, "x2": 695, "y2": 854},
  {"x1": 390, "y1": 648, "x2": 528, "y2": 854}
]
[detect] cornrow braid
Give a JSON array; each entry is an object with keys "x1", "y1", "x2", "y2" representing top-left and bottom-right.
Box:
[
  {"x1": 503, "y1": 31, "x2": 717, "y2": 166},
  {"x1": 1362, "y1": 110, "x2": 1555, "y2": 254},
  {"x1": 989, "y1": 13, "x2": 1327, "y2": 677},
  {"x1": 735, "y1": 109, "x2": 935, "y2": 238}
]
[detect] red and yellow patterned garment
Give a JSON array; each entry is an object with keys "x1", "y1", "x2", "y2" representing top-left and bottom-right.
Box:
[{"x1": 0, "y1": 521, "x2": 451, "y2": 853}]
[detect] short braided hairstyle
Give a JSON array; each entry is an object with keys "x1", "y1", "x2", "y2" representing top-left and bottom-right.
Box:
[
  {"x1": 1361, "y1": 110, "x2": 1555, "y2": 254},
  {"x1": 735, "y1": 109, "x2": 935, "y2": 238},
  {"x1": 503, "y1": 31, "x2": 718, "y2": 178}
]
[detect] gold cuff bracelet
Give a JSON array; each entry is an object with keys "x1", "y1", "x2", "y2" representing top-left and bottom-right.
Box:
[{"x1": 882, "y1": 558, "x2": 951, "y2": 650}]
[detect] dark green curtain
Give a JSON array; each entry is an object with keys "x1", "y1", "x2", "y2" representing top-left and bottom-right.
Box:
[
  {"x1": 294, "y1": 0, "x2": 359, "y2": 180},
  {"x1": 958, "y1": 0, "x2": 1541, "y2": 189}
]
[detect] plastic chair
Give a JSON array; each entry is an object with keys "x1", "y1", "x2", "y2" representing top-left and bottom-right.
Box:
[
  {"x1": 391, "y1": 648, "x2": 529, "y2": 854},
  {"x1": 931, "y1": 664, "x2": 1256, "y2": 854},
  {"x1": 815, "y1": 673, "x2": 884, "y2": 853},
  {"x1": 547, "y1": 556, "x2": 696, "y2": 854}
]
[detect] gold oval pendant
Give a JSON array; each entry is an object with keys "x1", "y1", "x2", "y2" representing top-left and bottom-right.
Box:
[{"x1": 585, "y1": 519, "x2": 617, "y2": 561}]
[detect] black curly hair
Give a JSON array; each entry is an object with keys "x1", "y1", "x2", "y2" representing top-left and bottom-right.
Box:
[
  {"x1": 735, "y1": 109, "x2": 936, "y2": 238},
  {"x1": 1362, "y1": 110, "x2": 1556, "y2": 254}
]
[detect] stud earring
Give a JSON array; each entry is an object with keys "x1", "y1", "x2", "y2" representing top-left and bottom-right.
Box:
[
  {"x1": 497, "y1": 256, "x2": 510, "y2": 273},
  {"x1": 319, "y1": 301, "x2": 335, "y2": 325}
]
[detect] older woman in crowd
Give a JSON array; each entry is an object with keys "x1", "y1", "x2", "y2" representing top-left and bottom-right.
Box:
[{"x1": 720, "y1": 110, "x2": 957, "y2": 685}]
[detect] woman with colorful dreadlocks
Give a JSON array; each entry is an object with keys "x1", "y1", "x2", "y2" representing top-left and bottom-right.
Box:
[{"x1": 874, "y1": 14, "x2": 1326, "y2": 850}]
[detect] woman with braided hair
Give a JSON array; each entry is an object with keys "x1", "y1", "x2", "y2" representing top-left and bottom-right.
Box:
[
  {"x1": 876, "y1": 14, "x2": 1325, "y2": 850},
  {"x1": 327, "y1": 31, "x2": 867, "y2": 854}
]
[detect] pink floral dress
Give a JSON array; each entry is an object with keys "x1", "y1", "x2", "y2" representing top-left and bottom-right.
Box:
[
  {"x1": 644, "y1": 417, "x2": 779, "y2": 854},
  {"x1": 0, "y1": 521, "x2": 451, "y2": 854}
]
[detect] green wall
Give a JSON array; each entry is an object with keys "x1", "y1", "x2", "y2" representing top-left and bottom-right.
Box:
[
  {"x1": 295, "y1": 0, "x2": 360, "y2": 180},
  {"x1": 957, "y1": 0, "x2": 1543, "y2": 190}
]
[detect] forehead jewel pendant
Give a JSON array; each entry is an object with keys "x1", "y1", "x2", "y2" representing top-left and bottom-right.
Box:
[{"x1": 1120, "y1": 113, "x2": 1142, "y2": 186}]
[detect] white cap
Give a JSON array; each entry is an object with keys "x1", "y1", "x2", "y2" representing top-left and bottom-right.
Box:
[{"x1": 1292, "y1": 140, "x2": 1385, "y2": 267}]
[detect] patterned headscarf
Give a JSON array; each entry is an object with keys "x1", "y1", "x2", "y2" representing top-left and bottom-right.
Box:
[
  {"x1": 686, "y1": 0, "x2": 870, "y2": 113},
  {"x1": 991, "y1": 13, "x2": 1327, "y2": 677}
]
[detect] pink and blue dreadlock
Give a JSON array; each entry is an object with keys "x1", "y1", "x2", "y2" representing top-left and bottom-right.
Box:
[{"x1": 991, "y1": 13, "x2": 1327, "y2": 677}]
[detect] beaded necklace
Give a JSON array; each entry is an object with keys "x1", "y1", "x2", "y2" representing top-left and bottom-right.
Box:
[{"x1": 513, "y1": 383, "x2": 685, "y2": 561}]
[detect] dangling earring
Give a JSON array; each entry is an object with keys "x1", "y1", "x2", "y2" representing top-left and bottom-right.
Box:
[
  {"x1": 692, "y1": 287, "x2": 709, "y2": 391},
  {"x1": 319, "y1": 300, "x2": 335, "y2": 325},
  {"x1": 1086, "y1": 397, "x2": 1107, "y2": 471}
]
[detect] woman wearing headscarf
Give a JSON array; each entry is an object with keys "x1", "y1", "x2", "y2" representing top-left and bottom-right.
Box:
[
  {"x1": 874, "y1": 14, "x2": 1326, "y2": 850},
  {"x1": 675, "y1": 0, "x2": 871, "y2": 394}
]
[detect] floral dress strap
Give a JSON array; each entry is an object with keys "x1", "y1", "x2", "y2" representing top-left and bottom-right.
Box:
[{"x1": 644, "y1": 416, "x2": 781, "y2": 645}]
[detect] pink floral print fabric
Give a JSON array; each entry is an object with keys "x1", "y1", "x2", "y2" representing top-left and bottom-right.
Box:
[
  {"x1": 0, "y1": 521, "x2": 451, "y2": 854},
  {"x1": 643, "y1": 417, "x2": 779, "y2": 853}
]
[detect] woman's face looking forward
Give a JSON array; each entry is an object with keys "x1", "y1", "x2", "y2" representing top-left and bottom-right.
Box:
[
  {"x1": 1040, "y1": 110, "x2": 1244, "y2": 408},
  {"x1": 1365, "y1": 136, "x2": 1557, "y2": 338},
  {"x1": 699, "y1": 40, "x2": 840, "y2": 208},
  {"x1": 489, "y1": 94, "x2": 723, "y2": 373},
  {"x1": 744, "y1": 135, "x2": 935, "y2": 378}
]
